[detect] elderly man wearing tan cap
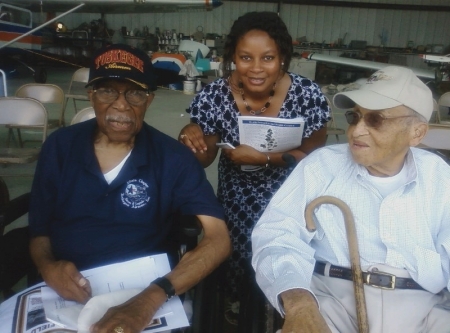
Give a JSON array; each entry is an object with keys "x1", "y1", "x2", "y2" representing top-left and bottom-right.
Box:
[
  {"x1": 252, "y1": 66, "x2": 450, "y2": 333},
  {"x1": 28, "y1": 44, "x2": 231, "y2": 333}
]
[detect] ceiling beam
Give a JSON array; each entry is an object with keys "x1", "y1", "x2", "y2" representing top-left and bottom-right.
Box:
[{"x1": 226, "y1": 0, "x2": 450, "y2": 12}]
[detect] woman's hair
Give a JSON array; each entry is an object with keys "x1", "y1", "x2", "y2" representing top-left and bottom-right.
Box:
[{"x1": 222, "y1": 11, "x2": 293, "y2": 79}]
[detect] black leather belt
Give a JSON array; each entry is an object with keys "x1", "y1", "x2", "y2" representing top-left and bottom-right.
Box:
[{"x1": 314, "y1": 262, "x2": 424, "y2": 290}]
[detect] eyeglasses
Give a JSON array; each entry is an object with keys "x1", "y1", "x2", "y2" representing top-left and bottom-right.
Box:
[
  {"x1": 93, "y1": 88, "x2": 149, "y2": 106},
  {"x1": 345, "y1": 110, "x2": 414, "y2": 129}
]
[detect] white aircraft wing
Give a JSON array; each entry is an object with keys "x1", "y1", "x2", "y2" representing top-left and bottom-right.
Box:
[{"x1": 12, "y1": 0, "x2": 223, "y2": 13}]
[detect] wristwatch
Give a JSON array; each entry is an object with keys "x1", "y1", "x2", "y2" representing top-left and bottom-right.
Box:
[{"x1": 152, "y1": 277, "x2": 176, "y2": 301}]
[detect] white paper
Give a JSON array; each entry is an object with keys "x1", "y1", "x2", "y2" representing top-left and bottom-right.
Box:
[
  {"x1": 216, "y1": 142, "x2": 235, "y2": 149},
  {"x1": 237, "y1": 116, "x2": 305, "y2": 171},
  {"x1": 7, "y1": 285, "x2": 76, "y2": 333},
  {"x1": 40, "y1": 255, "x2": 188, "y2": 332}
]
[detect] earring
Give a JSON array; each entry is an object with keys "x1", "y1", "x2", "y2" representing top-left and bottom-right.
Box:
[{"x1": 281, "y1": 62, "x2": 285, "y2": 66}]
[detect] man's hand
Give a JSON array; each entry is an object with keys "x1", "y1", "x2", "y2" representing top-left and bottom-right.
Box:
[
  {"x1": 90, "y1": 285, "x2": 165, "y2": 333},
  {"x1": 40, "y1": 260, "x2": 92, "y2": 304},
  {"x1": 280, "y1": 289, "x2": 331, "y2": 333},
  {"x1": 30, "y1": 236, "x2": 91, "y2": 303}
]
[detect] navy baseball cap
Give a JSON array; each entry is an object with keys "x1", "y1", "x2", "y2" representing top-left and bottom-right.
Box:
[{"x1": 86, "y1": 43, "x2": 157, "y2": 91}]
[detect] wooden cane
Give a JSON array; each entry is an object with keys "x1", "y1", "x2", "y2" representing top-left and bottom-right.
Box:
[{"x1": 305, "y1": 196, "x2": 369, "y2": 333}]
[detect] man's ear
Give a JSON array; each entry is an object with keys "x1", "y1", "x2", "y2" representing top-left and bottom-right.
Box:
[{"x1": 410, "y1": 122, "x2": 428, "y2": 147}]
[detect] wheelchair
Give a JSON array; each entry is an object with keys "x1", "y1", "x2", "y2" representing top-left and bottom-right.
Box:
[{"x1": 0, "y1": 176, "x2": 219, "y2": 333}]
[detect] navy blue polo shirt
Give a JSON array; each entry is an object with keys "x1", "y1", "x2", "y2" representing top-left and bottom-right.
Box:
[{"x1": 29, "y1": 119, "x2": 224, "y2": 270}]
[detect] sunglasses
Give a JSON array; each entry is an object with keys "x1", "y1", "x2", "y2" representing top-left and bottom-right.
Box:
[{"x1": 345, "y1": 110, "x2": 414, "y2": 129}]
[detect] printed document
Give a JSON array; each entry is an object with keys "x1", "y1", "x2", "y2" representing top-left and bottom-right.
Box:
[
  {"x1": 238, "y1": 116, "x2": 305, "y2": 171},
  {"x1": 17, "y1": 254, "x2": 189, "y2": 333}
]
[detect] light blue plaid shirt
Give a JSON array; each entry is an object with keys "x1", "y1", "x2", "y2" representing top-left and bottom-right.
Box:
[{"x1": 252, "y1": 144, "x2": 450, "y2": 313}]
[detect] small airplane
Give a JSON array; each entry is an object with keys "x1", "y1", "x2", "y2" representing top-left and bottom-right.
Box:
[
  {"x1": 419, "y1": 54, "x2": 450, "y2": 64},
  {"x1": 300, "y1": 51, "x2": 436, "y2": 81}
]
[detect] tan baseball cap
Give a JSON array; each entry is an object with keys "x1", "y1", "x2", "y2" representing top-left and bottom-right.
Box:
[{"x1": 333, "y1": 66, "x2": 433, "y2": 121}]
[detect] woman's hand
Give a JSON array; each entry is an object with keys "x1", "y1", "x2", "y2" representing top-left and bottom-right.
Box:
[
  {"x1": 179, "y1": 123, "x2": 207, "y2": 154},
  {"x1": 178, "y1": 123, "x2": 220, "y2": 168},
  {"x1": 222, "y1": 144, "x2": 266, "y2": 166}
]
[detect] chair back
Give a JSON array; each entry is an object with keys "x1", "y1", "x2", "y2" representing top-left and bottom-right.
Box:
[
  {"x1": 431, "y1": 98, "x2": 439, "y2": 123},
  {"x1": 65, "y1": 67, "x2": 90, "y2": 114},
  {"x1": 0, "y1": 69, "x2": 7, "y2": 97},
  {"x1": 324, "y1": 96, "x2": 337, "y2": 127},
  {"x1": 71, "y1": 67, "x2": 90, "y2": 83},
  {"x1": 437, "y1": 92, "x2": 450, "y2": 124},
  {"x1": 67, "y1": 67, "x2": 90, "y2": 96},
  {"x1": 323, "y1": 95, "x2": 346, "y2": 143},
  {"x1": 15, "y1": 83, "x2": 65, "y2": 104},
  {"x1": 0, "y1": 97, "x2": 48, "y2": 142},
  {"x1": 70, "y1": 106, "x2": 96, "y2": 125},
  {"x1": 15, "y1": 83, "x2": 65, "y2": 126},
  {"x1": 439, "y1": 92, "x2": 450, "y2": 108}
]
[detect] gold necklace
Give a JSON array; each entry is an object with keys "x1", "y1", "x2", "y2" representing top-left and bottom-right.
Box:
[{"x1": 238, "y1": 81, "x2": 277, "y2": 115}]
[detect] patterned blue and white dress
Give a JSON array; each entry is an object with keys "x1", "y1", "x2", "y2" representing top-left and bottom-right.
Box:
[{"x1": 187, "y1": 72, "x2": 330, "y2": 295}]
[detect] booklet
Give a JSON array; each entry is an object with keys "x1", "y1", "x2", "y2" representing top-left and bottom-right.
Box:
[
  {"x1": 8, "y1": 255, "x2": 189, "y2": 333},
  {"x1": 237, "y1": 116, "x2": 305, "y2": 171}
]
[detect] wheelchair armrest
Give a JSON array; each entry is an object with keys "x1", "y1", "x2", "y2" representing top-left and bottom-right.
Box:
[
  {"x1": 0, "y1": 192, "x2": 30, "y2": 234},
  {"x1": 179, "y1": 215, "x2": 202, "y2": 238},
  {"x1": 175, "y1": 215, "x2": 203, "y2": 260}
]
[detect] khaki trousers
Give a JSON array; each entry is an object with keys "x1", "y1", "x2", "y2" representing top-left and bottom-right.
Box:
[{"x1": 311, "y1": 264, "x2": 450, "y2": 333}]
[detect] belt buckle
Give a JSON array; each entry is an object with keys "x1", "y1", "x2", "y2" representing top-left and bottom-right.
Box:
[{"x1": 365, "y1": 271, "x2": 396, "y2": 290}]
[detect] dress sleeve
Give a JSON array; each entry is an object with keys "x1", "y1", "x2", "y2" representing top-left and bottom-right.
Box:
[
  {"x1": 186, "y1": 80, "x2": 225, "y2": 136},
  {"x1": 290, "y1": 75, "x2": 331, "y2": 138}
]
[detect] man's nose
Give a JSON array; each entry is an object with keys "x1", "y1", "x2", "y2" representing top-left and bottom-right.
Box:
[
  {"x1": 111, "y1": 92, "x2": 131, "y2": 110},
  {"x1": 350, "y1": 117, "x2": 370, "y2": 137}
]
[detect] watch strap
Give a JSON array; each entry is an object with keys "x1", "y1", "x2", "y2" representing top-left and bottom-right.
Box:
[{"x1": 152, "y1": 277, "x2": 176, "y2": 301}]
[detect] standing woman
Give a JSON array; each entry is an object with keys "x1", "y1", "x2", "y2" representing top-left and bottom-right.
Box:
[{"x1": 179, "y1": 11, "x2": 330, "y2": 321}]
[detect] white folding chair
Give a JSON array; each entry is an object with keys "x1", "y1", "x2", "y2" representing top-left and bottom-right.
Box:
[
  {"x1": 0, "y1": 69, "x2": 7, "y2": 97},
  {"x1": 70, "y1": 106, "x2": 95, "y2": 125},
  {"x1": 12, "y1": 84, "x2": 65, "y2": 146},
  {"x1": 64, "y1": 67, "x2": 90, "y2": 115},
  {"x1": 0, "y1": 97, "x2": 48, "y2": 164},
  {"x1": 324, "y1": 95, "x2": 346, "y2": 142},
  {"x1": 431, "y1": 98, "x2": 439, "y2": 124},
  {"x1": 437, "y1": 92, "x2": 450, "y2": 125}
]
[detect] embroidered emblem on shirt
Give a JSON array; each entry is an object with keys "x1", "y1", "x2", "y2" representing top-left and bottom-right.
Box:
[{"x1": 121, "y1": 179, "x2": 150, "y2": 208}]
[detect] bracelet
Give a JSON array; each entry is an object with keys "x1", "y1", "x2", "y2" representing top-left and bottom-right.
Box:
[
  {"x1": 152, "y1": 277, "x2": 176, "y2": 301},
  {"x1": 264, "y1": 153, "x2": 270, "y2": 168}
]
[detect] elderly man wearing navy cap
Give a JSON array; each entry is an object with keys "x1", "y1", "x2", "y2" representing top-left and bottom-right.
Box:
[
  {"x1": 252, "y1": 66, "x2": 450, "y2": 332},
  {"x1": 29, "y1": 44, "x2": 230, "y2": 333}
]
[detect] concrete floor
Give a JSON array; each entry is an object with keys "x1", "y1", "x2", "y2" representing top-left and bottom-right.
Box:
[{"x1": 2, "y1": 66, "x2": 348, "y2": 229}]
